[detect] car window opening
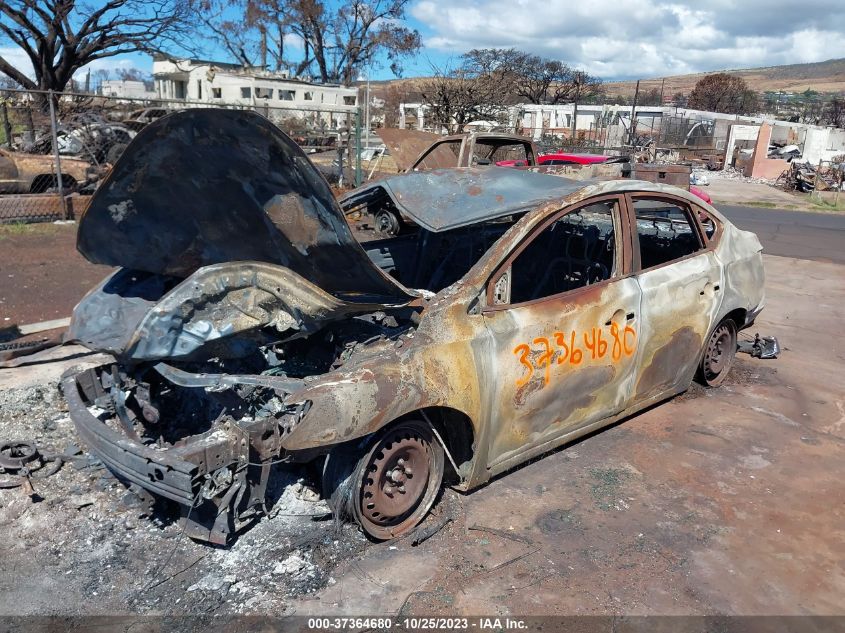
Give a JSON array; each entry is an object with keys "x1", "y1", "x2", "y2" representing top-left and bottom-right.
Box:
[
  {"x1": 633, "y1": 198, "x2": 703, "y2": 270},
  {"x1": 507, "y1": 201, "x2": 617, "y2": 304}
]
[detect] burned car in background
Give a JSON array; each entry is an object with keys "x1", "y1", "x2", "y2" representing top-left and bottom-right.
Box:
[
  {"x1": 64, "y1": 109, "x2": 766, "y2": 544},
  {"x1": 0, "y1": 147, "x2": 95, "y2": 193},
  {"x1": 364, "y1": 129, "x2": 631, "y2": 235}
]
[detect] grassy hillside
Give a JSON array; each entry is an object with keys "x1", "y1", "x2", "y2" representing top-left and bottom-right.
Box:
[
  {"x1": 603, "y1": 58, "x2": 845, "y2": 97},
  {"x1": 361, "y1": 59, "x2": 845, "y2": 100}
]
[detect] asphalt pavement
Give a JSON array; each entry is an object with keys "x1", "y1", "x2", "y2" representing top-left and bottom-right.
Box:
[{"x1": 718, "y1": 204, "x2": 845, "y2": 264}]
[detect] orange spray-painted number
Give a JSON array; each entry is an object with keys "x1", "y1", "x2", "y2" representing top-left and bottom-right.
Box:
[
  {"x1": 623, "y1": 325, "x2": 637, "y2": 356},
  {"x1": 553, "y1": 331, "x2": 569, "y2": 364},
  {"x1": 514, "y1": 323, "x2": 636, "y2": 389},
  {"x1": 609, "y1": 323, "x2": 622, "y2": 361},
  {"x1": 583, "y1": 327, "x2": 607, "y2": 360},
  {"x1": 513, "y1": 343, "x2": 533, "y2": 387},
  {"x1": 532, "y1": 337, "x2": 554, "y2": 385}
]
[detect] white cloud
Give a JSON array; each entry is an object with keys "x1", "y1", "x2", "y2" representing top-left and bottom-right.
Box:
[
  {"x1": 410, "y1": 0, "x2": 845, "y2": 78},
  {"x1": 0, "y1": 46, "x2": 33, "y2": 79},
  {"x1": 0, "y1": 46, "x2": 149, "y2": 84}
]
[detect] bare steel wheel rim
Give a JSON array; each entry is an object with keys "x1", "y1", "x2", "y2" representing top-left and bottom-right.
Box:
[
  {"x1": 355, "y1": 421, "x2": 443, "y2": 539},
  {"x1": 703, "y1": 322, "x2": 735, "y2": 384}
]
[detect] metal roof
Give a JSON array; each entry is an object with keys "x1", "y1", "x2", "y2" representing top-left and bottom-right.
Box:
[{"x1": 347, "y1": 167, "x2": 590, "y2": 232}]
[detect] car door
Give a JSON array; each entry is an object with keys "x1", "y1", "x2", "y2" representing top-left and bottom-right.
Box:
[
  {"x1": 480, "y1": 195, "x2": 642, "y2": 468},
  {"x1": 625, "y1": 193, "x2": 723, "y2": 404}
]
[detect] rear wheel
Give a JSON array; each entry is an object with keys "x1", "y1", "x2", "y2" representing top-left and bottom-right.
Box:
[
  {"x1": 698, "y1": 319, "x2": 737, "y2": 387},
  {"x1": 323, "y1": 419, "x2": 444, "y2": 540}
]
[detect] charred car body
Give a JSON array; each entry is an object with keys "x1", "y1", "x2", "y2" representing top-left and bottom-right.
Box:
[{"x1": 65, "y1": 109, "x2": 766, "y2": 544}]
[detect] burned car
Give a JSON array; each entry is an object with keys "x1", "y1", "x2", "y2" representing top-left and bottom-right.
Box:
[{"x1": 64, "y1": 109, "x2": 766, "y2": 544}]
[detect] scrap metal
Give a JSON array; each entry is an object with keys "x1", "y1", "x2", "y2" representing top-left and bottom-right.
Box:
[{"x1": 0, "y1": 440, "x2": 63, "y2": 489}]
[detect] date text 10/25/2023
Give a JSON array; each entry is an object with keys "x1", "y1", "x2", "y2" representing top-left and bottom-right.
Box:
[{"x1": 513, "y1": 323, "x2": 637, "y2": 388}]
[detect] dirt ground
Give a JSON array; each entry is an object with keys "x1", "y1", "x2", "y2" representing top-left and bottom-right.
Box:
[
  {"x1": 0, "y1": 222, "x2": 114, "y2": 327},
  {"x1": 0, "y1": 253, "x2": 843, "y2": 619}
]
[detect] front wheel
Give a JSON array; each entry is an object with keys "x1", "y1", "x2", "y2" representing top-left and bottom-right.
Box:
[
  {"x1": 323, "y1": 419, "x2": 444, "y2": 540},
  {"x1": 697, "y1": 319, "x2": 737, "y2": 387},
  {"x1": 375, "y1": 209, "x2": 401, "y2": 236}
]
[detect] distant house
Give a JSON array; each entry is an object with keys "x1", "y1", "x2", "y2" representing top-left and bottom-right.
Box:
[
  {"x1": 99, "y1": 80, "x2": 156, "y2": 99},
  {"x1": 152, "y1": 56, "x2": 358, "y2": 129}
]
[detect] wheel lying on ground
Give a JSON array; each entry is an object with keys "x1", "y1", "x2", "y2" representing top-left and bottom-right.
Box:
[
  {"x1": 322, "y1": 419, "x2": 444, "y2": 540},
  {"x1": 697, "y1": 319, "x2": 737, "y2": 387},
  {"x1": 375, "y1": 209, "x2": 401, "y2": 236}
]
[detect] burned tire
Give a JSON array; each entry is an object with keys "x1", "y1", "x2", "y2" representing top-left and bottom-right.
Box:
[
  {"x1": 375, "y1": 209, "x2": 401, "y2": 236},
  {"x1": 697, "y1": 319, "x2": 737, "y2": 387},
  {"x1": 322, "y1": 419, "x2": 444, "y2": 540}
]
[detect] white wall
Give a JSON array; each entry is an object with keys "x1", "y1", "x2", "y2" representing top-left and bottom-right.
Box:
[{"x1": 724, "y1": 124, "x2": 761, "y2": 168}]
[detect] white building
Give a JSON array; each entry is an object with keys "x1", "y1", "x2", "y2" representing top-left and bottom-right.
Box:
[
  {"x1": 99, "y1": 79, "x2": 156, "y2": 99},
  {"x1": 398, "y1": 101, "x2": 845, "y2": 165},
  {"x1": 152, "y1": 56, "x2": 359, "y2": 128}
]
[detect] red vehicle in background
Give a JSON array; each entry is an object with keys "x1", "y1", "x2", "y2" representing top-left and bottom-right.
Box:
[
  {"x1": 537, "y1": 152, "x2": 627, "y2": 166},
  {"x1": 537, "y1": 152, "x2": 713, "y2": 205}
]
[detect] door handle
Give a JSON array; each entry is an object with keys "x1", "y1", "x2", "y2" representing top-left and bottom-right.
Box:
[
  {"x1": 605, "y1": 311, "x2": 635, "y2": 326},
  {"x1": 700, "y1": 283, "x2": 720, "y2": 296}
]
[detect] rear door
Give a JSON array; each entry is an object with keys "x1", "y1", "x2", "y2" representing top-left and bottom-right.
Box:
[
  {"x1": 481, "y1": 195, "x2": 642, "y2": 468},
  {"x1": 625, "y1": 193, "x2": 723, "y2": 403}
]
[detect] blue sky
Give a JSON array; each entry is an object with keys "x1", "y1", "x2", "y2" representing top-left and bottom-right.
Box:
[{"x1": 2, "y1": 0, "x2": 845, "y2": 83}]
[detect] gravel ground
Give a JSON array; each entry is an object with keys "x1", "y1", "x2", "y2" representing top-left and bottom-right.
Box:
[{"x1": 0, "y1": 380, "x2": 370, "y2": 616}]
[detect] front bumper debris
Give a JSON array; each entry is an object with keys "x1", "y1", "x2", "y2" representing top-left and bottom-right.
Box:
[
  {"x1": 737, "y1": 333, "x2": 780, "y2": 359},
  {"x1": 62, "y1": 365, "x2": 292, "y2": 544}
]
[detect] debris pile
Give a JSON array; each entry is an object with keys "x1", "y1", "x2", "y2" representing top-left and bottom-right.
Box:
[
  {"x1": 0, "y1": 381, "x2": 368, "y2": 615},
  {"x1": 776, "y1": 161, "x2": 845, "y2": 193},
  {"x1": 713, "y1": 166, "x2": 778, "y2": 185}
]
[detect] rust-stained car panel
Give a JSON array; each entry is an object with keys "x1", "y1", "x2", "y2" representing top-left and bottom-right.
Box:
[
  {"x1": 376, "y1": 128, "x2": 440, "y2": 172},
  {"x1": 0, "y1": 147, "x2": 92, "y2": 193},
  {"x1": 65, "y1": 109, "x2": 767, "y2": 544}
]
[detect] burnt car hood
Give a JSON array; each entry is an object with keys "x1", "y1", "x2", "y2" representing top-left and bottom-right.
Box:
[
  {"x1": 77, "y1": 108, "x2": 410, "y2": 301},
  {"x1": 70, "y1": 109, "x2": 414, "y2": 362}
]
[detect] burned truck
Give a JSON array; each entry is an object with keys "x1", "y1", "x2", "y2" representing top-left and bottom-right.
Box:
[{"x1": 64, "y1": 109, "x2": 768, "y2": 543}]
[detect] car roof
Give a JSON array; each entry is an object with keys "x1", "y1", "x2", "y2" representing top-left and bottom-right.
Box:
[{"x1": 344, "y1": 167, "x2": 589, "y2": 232}]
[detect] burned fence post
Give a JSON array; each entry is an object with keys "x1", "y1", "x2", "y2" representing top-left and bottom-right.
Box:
[
  {"x1": 47, "y1": 90, "x2": 68, "y2": 219},
  {"x1": 1, "y1": 101, "x2": 11, "y2": 148}
]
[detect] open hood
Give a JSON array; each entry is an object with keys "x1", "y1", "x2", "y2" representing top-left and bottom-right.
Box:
[
  {"x1": 376, "y1": 128, "x2": 440, "y2": 172},
  {"x1": 77, "y1": 108, "x2": 410, "y2": 302}
]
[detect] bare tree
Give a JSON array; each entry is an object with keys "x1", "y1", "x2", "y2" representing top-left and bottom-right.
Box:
[
  {"x1": 462, "y1": 48, "x2": 594, "y2": 105},
  {"x1": 194, "y1": 0, "x2": 291, "y2": 71},
  {"x1": 824, "y1": 96, "x2": 845, "y2": 128},
  {"x1": 0, "y1": 0, "x2": 194, "y2": 101},
  {"x1": 420, "y1": 68, "x2": 499, "y2": 133},
  {"x1": 287, "y1": 0, "x2": 421, "y2": 85},
  {"x1": 688, "y1": 73, "x2": 759, "y2": 115},
  {"x1": 381, "y1": 83, "x2": 409, "y2": 128},
  {"x1": 638, "y1": 87, "x2": 662, "y2": 106},
  {"x1": 196, "y1": 0, "x2": 419, "y2": 84}
]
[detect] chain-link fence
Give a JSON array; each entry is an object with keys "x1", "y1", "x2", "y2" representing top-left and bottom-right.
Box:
[{"x1": 0, "y1": 87, "x2": 363, "y2": 224}]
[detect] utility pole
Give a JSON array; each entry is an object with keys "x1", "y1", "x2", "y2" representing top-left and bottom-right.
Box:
[
  {"x1": 365, "y1": 70, "x2": 370, "y2": 149},
  {"x1": 629, "y1": 80, "x2": 640, "y2": 146},
  {"x1": 659, "y1": 77, "x2": 665, "y2": 104}
]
